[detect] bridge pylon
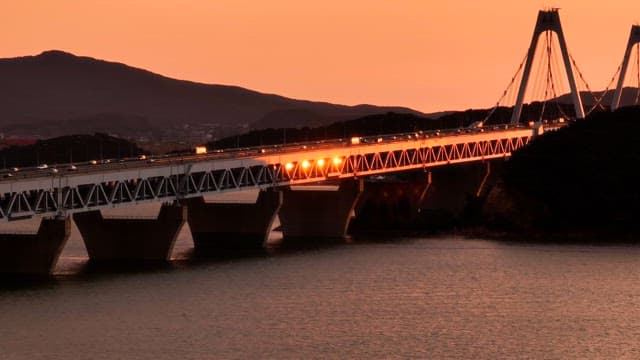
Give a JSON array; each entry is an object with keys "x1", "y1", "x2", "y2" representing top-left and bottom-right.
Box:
[
  {"x1": 510, "y1": 9, "x2": 585, "y2": 124},
  {"x1": 611, "y1": 25, "x2": 640, "y2": 111}
]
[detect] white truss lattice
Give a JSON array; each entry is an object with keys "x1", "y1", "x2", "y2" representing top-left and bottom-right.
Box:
[{"x1": 0, "y1": 127, "x2": 543, "y2": 221}]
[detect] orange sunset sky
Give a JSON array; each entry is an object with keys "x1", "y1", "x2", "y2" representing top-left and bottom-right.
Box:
[{"x1": 2, "y1": 0, "x2": 640, "y2": 113}]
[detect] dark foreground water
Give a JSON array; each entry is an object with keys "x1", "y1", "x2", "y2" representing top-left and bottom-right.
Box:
[{"x1": 2, "y1": 226, "x2": 640, "y2": 359}]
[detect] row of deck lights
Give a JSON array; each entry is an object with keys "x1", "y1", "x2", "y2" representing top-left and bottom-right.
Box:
[{"x1": 284, "y1": 157, "x2": 343, "y2": 172}]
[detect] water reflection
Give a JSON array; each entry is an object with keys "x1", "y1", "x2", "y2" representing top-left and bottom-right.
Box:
[{"x1": 2, "y1": 235, "x2": 640, "y2": 359}]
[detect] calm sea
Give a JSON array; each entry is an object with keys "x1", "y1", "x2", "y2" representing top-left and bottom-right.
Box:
[{"x1": 1, "y1": 205, "x2": 640, "y2": 359}]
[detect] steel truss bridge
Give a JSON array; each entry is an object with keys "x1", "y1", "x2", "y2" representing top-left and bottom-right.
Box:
[{"x1": 0, "y1": 125, "x2": 555, "y2": 221}]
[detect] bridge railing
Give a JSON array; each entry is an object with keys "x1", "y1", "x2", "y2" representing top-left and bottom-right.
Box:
[{"x1": 0, "y1": 125, "x2": 552, "y2": 221}]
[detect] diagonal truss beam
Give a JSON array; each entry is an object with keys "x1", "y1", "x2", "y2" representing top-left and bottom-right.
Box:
[{"x1": 0, "y1": 127, "x2": 546, "y2": 221}]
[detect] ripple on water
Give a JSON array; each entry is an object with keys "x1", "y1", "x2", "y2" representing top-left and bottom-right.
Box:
[{"x1": 1, "y1": 235, "x2": 640, "y2": 359}]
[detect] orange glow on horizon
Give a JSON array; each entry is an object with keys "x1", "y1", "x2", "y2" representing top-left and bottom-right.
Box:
[{"x1": 2, "y1": 1, "x2": 640, "y2": 113}]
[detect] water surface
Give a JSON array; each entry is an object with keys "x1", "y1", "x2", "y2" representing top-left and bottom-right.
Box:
[{"x1": 2, "y1": 232, "x2": 640, "y2": 359}]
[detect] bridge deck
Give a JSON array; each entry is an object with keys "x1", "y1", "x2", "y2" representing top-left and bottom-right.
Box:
[{"x1": 0, "y1": 124, "x2": 560, "y2": 221}]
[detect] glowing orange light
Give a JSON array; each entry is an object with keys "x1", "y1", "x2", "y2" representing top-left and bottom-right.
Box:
[
  {"x1": 316, "y1": 159, "x2": 325, "y2": 167},
  {"x1": 285, "y1": 162, "x2": 294, "y2": 171},
  {"x1": 333, "y1": 157, "x2": 342, "y2": 165},
  {"x1": 301, "y1": 160, "x2": 310, "y2": 169}
]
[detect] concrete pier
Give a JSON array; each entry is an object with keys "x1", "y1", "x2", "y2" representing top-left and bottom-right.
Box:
[
  {"x1": 350, "y1": 163, "x2": 496, "y2": 233},
  {"x1": 73, "y1": 204, "x2": 186, "y2": 262},
  {"x1": 278, "y1": 179, "x2": 363, "y2": 239},
  {"x1": 0, "y1": 217, "x2": 71, "y2": 275},
  {"x1": 185, "y1": 190, "x2": 282, "y2": 251},
  {"x1": 351, "y1": 173, "x2": 431, "y2": 231},
  {"x1": 420, "y1": 162, "x2": 493, "y2": 214}
]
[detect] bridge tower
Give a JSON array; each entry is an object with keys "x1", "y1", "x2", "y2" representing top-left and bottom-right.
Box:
[
  {"x1": 611, "y1": 25, "x2": 640, "y2": 111},
  {"x1": 510, "y1": 9, "x2": 585, "y2": 124}
]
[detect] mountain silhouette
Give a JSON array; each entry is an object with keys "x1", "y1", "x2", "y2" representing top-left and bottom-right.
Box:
[
  {"x1": 551, "y1": 87, "x2": 640, "y2": 109},
  {"x1": 0, "y1": 50, "x2": 423, "y2": 140}
]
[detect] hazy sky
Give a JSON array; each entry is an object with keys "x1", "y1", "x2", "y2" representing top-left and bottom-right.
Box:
[{"x1": 2, "y1": 1, "x2": 640, "y2": 113}]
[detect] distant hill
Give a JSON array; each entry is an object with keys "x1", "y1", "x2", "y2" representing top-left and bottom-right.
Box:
[
  {"x1": 0, "y1": 50, "x2": 423, "y2": 141},
  {"x1": 551, "y1": 87, "x2": 639, "y2": 109},
  {"x1": 208, "y1": 112, "x2": 439, "y2": 149},
  {"x1": 0, "y1": 133, "x2": 143, "y2": 169},
  {"x1": 206, "y1": 102, "x2": 573, "y2": 150}
]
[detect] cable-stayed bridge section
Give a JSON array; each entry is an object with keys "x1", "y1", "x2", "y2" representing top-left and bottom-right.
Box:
[{"x1": 484, "y1": 10, "x2": 639, "y2": 127}]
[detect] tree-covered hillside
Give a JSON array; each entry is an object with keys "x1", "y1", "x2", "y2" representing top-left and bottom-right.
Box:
[{"x1": 501, "y1": 106, "x2": 640, "y2": 231}]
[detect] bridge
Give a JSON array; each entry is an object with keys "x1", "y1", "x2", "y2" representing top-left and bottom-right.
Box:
[
  {"x1": 0, "y1": 125, "x2": 541, "y2": 220},
  {"x1": 1, "y1": 9, "x2": 639, "y2": 275}
]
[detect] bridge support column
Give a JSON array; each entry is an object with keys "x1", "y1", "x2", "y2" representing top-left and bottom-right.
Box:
[
  {"x1": 185, "y1": 190, "x2": 282, "y2": 251},
  {"x1": 420, "y1": 163, "x2": 490, "y2": 211},
  {"x1": 418, "y1": 162, "x2": 498, "y2": 227},
  {"x1": 0, "y1": 217, "x2": 70, "y2": 276},
  {"x1": 351, "y1": 164, "x2": 497, "y2": 233},
  {"x1": 475, "y1": 162, "x2": 492, "y2": 197},
  {"x1": 349, "y1": 173, "x2": 431, "y2": 232},
  {"x1": 278, "y1": 179, "x2": 363, "y2": 239},
  {"x1": 73, "y1": 204, "x2": 186, "y2": 262}
]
